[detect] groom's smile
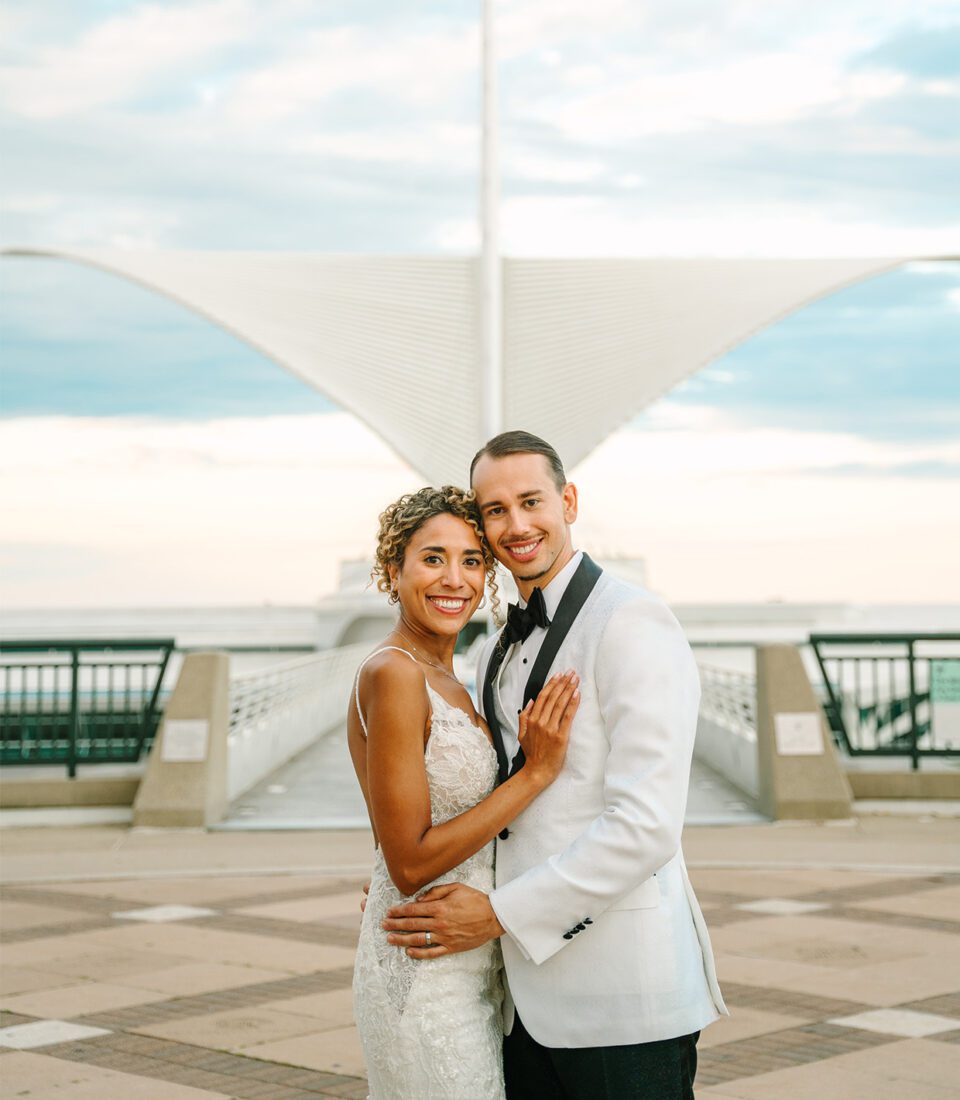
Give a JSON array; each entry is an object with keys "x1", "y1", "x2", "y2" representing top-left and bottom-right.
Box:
[{"x1": 502, "y1": 537, "x2": 543, "y2": 563}]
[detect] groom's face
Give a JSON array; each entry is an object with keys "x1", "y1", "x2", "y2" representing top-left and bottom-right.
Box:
[{"x1": 471, "y1": 451, "x2": 577, "y2": 592}]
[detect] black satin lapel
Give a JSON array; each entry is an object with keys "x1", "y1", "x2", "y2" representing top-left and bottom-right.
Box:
[
  {"x1": 507, "y1": 555, "x2": 603, "y2": 779},
  {"x1": 482, "y1": 637, "x2": 510, "y2": 784},
  {"x1": 523, "y1": 553, "x2": 604, "y2": 709}
]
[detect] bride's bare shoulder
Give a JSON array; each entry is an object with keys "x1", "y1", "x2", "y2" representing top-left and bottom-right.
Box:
[{"x1": 358, "y1": 645, "x2": 423, "y2": 694}]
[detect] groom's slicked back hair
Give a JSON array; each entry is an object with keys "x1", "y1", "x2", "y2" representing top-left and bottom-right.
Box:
[{"x1": 470, "y1": 430, "x2": 567, "y2": 492}]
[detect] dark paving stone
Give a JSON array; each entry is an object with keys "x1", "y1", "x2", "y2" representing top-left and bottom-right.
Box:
[
  {"x1": 77, "y1": 967, "x2": 355, "y2": 1029},
  {"x1": 698, "y1": 1022, "x2": 895, "y2": 1085},
  {"x1": 898, "y1": 992, "x2": 960, "y2": 1018},
  {"x1": 202, "y1": 911, "x2": 360, "y2": 949},
  {"x1": 720, "y1": 981, "x2": 873, "y2": 1019},
  {"x1": 41, "y1": 1029, "x2": 367, "y2": 1096},
  {"x1": 798, "y1": 873, "x2": 960, "y2": 906},
  {"x1": 1, "y1": 915, "x2": 117, "y2": 943},
  {"x1": 828, "y1": 904, "x2": 960, "y2": 935}
]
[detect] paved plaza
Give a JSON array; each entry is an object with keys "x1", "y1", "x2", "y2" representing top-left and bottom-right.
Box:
[{"x1": 1, "y1": 816, "x2": 958, "y2": 1098}]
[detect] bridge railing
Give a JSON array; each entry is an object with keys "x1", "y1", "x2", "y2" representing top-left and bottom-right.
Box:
[
  {"x1": 697, "y1": 663, "x2": 757, "y2": 740},
  {"x1": 227, "y1": 642, "x2": 369, "y2": 800},
  {"x1": 810, "y1": 633, "x2": 960, "y2": 770},
  {"x1": 694, "y1": 659, "x2": 759, "y2": 799},
  {"x1": 0, "y1": 639, "x2": 175, "y2": 777}
]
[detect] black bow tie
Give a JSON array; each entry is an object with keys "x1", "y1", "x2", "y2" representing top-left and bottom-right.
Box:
[{"x1": 502, "y1": 587, "x2": 550, "y2": 647}]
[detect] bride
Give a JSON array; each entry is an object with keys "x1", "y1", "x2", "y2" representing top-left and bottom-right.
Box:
[{"x1": 348, "y1": 485, "x2": 580, "y2": 1099}]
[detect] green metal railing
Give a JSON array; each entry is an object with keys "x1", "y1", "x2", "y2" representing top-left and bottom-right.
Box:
[
  {"x1": 0, "y1": 639, "x2": 175, "y2": 776},
  {"x1": 810, "y1": 633, "x2": 960, "y2": 770}
]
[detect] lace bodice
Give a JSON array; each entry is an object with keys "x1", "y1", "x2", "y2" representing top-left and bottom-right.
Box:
[{"x1": 352, "y1": 648, "x2": 505, "y2": 1099}]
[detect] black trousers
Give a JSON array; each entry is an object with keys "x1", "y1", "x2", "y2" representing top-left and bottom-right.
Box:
[{"x1": 503, "y1": 1013, "x2": 699, "y2": 1100}]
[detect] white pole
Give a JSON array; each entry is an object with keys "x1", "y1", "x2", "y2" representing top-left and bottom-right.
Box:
[{"x1": 479, "y1": 0, "x2": 502, "y2": 442}]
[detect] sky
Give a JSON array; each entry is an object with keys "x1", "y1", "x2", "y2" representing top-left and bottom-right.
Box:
[{"x1": 1, "y1": 1, "x2": 959, "y2": 609}]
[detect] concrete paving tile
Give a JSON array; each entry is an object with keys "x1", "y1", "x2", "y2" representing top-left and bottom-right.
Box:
[
  {"x1": 112, "y1": 904, "x2": 219, "y2": 922},
  {"x1": 236, "y1": 892, "x2": 362, "y2": 923},
  {"x1": 853, "y1": 884, "x2": 960, "y2": 923},
  {"x1": 714, "y1": 912, "x2": 958, "y2": 969},
  {"x1": 245, "y1": 1023, "x2": 366, "y2": 1076},
  {"x1": 0, "y1": 1019, "x2": 111, "y2": 1048},
  {"x1": 687, "y1": 868, "x2": 896, "y2": 899},
  {"x1": 735, "y1": 899, "x2": 831, "y2": 916},
  {"x1": 262, "y1": 987, "x2": 355, "y2": 1028},
  {"x1": 694, "y1": 1060, "x2": 950, "y2": 1095},
  {"x1": 0, "y1": 1050, "x2": 233, "y2": 1098},
  {"x1": 0, "y1": 980, "x2": 172, "y2": 1018},
  {"x1": 699, "y1": 1006, "x2": 812, "y2": 1049},
  {"x1": 703, "y1": 1055, "x2": 959, "y2": 1099},
  {"x1": 79, "y1": 922, "x2": 358, "y2": 972},
  {"x1": 830, "y1": 1008, "x2": 960, "y2": 1038},
  {"x1": 715, "y1": 953, "x2": 841, "y2": 991},
  {"x1": 817, "y1": 1037, "x2": 960, "y2": 1088},
  {"x1": 118, "y1": 961, "x2": 291, "y2": 996},
  {"x1": 0, "y1": 965, "x2": 75, "y2": 996},
  {"x1": 27, "y1": 949, "x2": 193, "y2": 983},
  {"x1": 751, "y1": 951, "x2": 960, "y2": 1007},
  {"x1": 41, "y1": 875, "x2": 333, "y2": 906},
  {"x1": 0, "y1": 928, "x2": 139, "y2": 967},
  {"x1": 133, "y1": 1005, "x2": 323, "y2": 1052},
  {"x1": 0, "y1": 899, "x2": 96, "y2": 930}
]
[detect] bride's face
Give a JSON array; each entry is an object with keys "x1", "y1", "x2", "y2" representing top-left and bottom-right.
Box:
[{"x1": 391, "y1": 513, "x2": 486, "y2": 639}]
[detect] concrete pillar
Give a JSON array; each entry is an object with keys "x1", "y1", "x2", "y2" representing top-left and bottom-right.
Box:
[
  {"x1": 133, "y1": 652, "x2": 229, "y2": 828},
  {"x1": 756, "y1": 644, "x2": 853, "y2": 820}
]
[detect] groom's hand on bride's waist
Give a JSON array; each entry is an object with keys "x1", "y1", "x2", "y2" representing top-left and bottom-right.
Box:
[{"x1": 383, "y1": 883, "x2": 504, "y2": 958}]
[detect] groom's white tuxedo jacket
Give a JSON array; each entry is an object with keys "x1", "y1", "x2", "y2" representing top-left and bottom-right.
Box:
[{"x1": 479, "y1": 554, "x2": 726, "y2": 1049}]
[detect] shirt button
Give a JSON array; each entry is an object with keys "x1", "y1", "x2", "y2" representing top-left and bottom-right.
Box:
[
  {"x1": 522, "y1": 658, "x2": 528, "y2": 664},
  {"x1": 517, "y1": 708, "x2": 522, "y2": 714}
]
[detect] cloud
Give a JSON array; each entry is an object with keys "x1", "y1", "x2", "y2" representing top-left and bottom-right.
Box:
[
  {"x1": 856, "y1": 24, "x2": 960, "y2": 78},
  {"x1": 3, "y1": 410, "x2": 956, "y2": 607},
  {"x1": 436, "y1": 197, "x2": 960, "y2": 256},
  {"x1": 3, "y1": 1, "x2": 959, "y2": 263},
  {"x1": 222, "y1": 24, "x2": 479, "y2": 128},
  {"x1": 528, "y1": 55, "x2": 905, "y2": 143},
  {"x1": 0, "y1": 413, "x2": 417, "y2": 605},
  {"x1": 628, "y1": 401, "x2": 960, "y2": 476},
  {"x1": 574, "y1": 420, "x2": 960, "y2": 602},
  {"x1": 0, "y1": 1, "x2": 256, "y2": 119}
]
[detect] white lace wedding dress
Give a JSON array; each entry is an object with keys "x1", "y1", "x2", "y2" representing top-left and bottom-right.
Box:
[{"x1": 353, "y1": 648, "x2": 506, "y2": 1100}]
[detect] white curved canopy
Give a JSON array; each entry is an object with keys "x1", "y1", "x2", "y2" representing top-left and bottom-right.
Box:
[{"x1": 4, "y1": 247, "x2": 952, "y2": 483}]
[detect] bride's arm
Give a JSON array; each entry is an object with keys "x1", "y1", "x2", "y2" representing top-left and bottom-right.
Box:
[{"x1": 363, "y1": 655, "x2": 577, "y2": 897}]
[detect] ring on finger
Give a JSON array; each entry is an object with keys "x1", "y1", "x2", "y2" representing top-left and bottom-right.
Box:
[{"x1": 425, "y1": 931, "x2": 432, "y2": 947}]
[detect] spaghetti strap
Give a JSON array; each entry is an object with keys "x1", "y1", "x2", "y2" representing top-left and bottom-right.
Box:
[{"x1": 353, "y1": 646, "x2": 421, "y2": 738}]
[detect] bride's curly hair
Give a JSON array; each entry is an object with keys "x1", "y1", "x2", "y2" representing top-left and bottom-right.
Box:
[{"x1": 372, "y1": 486, "x2": 501, "y2": 623}]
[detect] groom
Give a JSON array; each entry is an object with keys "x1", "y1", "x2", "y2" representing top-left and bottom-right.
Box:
[{"x1": 383, "y1": 430, "x2": 726, "y2": 1098}]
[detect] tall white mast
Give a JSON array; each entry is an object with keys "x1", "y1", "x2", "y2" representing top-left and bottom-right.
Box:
[{"x1": 479, "y1": 0, "x2": 502, "y2": 442}]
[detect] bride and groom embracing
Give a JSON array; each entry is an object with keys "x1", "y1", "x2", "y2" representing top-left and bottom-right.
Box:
[{"x1": 348, "y1": 430, "x2": 726, "y2": 1099}]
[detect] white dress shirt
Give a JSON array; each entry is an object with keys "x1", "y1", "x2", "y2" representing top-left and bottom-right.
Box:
[{"x1": 497, "y1": 549, "x2": 583, "y2": 763}]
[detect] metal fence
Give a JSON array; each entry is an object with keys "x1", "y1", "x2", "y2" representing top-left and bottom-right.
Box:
[
  {"x1": 0, "y1": 639, "x2": 175, "y2": 775},
  {"x1": 810, "y1": 633, "x2": 960, "y2": 769}
]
